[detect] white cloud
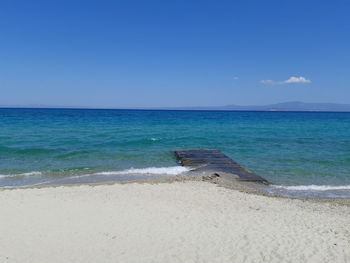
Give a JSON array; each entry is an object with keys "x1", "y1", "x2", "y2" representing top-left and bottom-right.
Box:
[
  {"x1": 261, "y1": 76, "x2": 311, "y2": 85},
  {"x1": 283, "y1": 76, "x2": 311, "y2": 84},
  {"x1": 233, "y1": 76, "x2": 239, "y2": 80}
]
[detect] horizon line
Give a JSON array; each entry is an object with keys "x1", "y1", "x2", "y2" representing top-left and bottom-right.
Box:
[{"x1": 1, "y1": 106, "x2": 350, "y2": 114}]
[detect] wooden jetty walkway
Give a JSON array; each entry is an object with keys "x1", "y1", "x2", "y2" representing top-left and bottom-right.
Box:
[{"x1": 174, "y1": 149, "x2": 269, "y2": 184}]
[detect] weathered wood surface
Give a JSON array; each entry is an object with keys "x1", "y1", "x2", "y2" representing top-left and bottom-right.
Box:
[{"x1": 174, "y1": 149, "x2": 269, "y2": 184}]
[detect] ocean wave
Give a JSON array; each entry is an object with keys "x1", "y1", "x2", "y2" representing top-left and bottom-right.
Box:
[
  {"x1": 95, "y1": 166, "x2": 191, "y2": 176},
  {"x1": 0, "y1": 166, "x2": 190, "y2": 180},
  {"x1": 49, "y1": 166, "x2": 192, "y2": 183},
  {"x1": 271, "y1": 184, "x2": 350, "y2": 191},
  {"x1": 148, "y1": 137, "x2": 160, "y2": 141},
  {"x1": 0, "y1": 171, "x2": 42, "y2": 178}
]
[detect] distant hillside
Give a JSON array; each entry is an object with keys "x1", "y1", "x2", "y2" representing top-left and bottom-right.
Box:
[
  {"x1": 2, "y1": 101, "x2": 350, "y2": 112},
  {"x1": 166, "y1": 102, "x2": 350, "y2": 112}
]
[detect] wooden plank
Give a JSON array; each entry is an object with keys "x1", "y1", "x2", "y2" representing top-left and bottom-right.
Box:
[{"x1": 174, "y1": 149, "x2": 269, "y2": 184}]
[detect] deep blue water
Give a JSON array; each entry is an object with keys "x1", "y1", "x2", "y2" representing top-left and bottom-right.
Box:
[{"x1": 1, "y1": 108, "x2": 350, "y2": 198}]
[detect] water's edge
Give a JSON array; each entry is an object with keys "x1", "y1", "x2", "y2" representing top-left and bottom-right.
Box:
[{"x1": 1, "y1": 166, "x2": 350, "y2": 199}]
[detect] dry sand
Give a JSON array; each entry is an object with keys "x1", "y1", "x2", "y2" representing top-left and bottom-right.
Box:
[{"x1": 0, "y1": 178, "x2": 349, "y2": 263}]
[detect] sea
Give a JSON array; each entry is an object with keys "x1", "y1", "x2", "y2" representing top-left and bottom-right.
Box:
[{"x1": 1, "y1": 108, "x2": 350, "y2": 199}]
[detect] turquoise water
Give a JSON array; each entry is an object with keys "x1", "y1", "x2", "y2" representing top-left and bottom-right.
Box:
[{"x1": 1, "y1": 108, "x2": 350, "y2": 198}]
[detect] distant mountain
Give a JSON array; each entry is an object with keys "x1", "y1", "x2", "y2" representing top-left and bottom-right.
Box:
[
  {"x1": 2, "y1": 101, "x2": 350, "y2": 112},
  {"x1": 164, "y1": 102, "x2": 350, "y2": 112}
]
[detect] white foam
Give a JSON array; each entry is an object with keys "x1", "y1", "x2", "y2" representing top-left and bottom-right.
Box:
[
  {"x1": 20, "y1": 171, "x2": 42, "y2": 176},
  {"x1": 0, "y1": 171, "x2": 42, "y2": 178},
  {"x1": 95, "y1": 166, "x2": 191, "y2": 176},
  {"x1": 0, "y1": 167, "x2": 190, "y2": 184},
  {"x1": 272, "y1": 184, "x2": 350, "y2": 191}
]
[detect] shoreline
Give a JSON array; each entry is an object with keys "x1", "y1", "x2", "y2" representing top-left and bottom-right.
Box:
[{"x1": 2, "y1": 173, "x2": 350, "y2": 206}]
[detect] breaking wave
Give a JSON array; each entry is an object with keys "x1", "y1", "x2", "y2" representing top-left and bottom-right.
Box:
[
  {"x1": 94, "y1": 166, "x2": 191, "y2": 176},
  {"x1": 0, "y1": 171, "x2": 42, "y2": 178},
  {"x1": 271, "y1": 184, "x2": 350, "y2": 191}
]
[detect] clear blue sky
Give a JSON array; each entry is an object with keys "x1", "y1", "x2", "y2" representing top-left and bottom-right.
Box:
[{"x1": 0, "y1": 0, "x2": 349, "y2": 108}]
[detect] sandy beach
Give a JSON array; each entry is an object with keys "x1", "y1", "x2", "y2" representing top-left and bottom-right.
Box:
[{"x1": 1, "y1": 178, "x2": 349, "y2": 263}]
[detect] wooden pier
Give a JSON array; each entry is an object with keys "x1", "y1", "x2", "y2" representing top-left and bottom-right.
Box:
[{"x1": 174, "y1": 149, "x2": 269, "y2": 184}]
